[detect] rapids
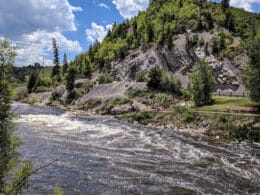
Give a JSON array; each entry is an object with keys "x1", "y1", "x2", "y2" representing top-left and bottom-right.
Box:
[{"x1": 12, "y1": 102, "x2": 260, "y2": 194}]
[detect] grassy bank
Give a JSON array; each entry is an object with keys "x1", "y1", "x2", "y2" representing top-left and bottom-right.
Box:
[{"x1": 196, "y1": 96, "x2": 259, "y2": 112}]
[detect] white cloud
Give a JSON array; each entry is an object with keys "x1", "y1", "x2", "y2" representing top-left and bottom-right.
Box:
[
  {"x1": 112, "y1": 0, "x2": 149, "y2": 19},
  {"x1": 15, "y1": 30, "x2": 82, "y2": 66},
  {"x1": 0, "y1": 0, "x2": 83, "y2": 66},
  {"x1": 85, "y1": 22, "x2": 113, "y2": 43},
  {"x1": 230, "y1": 0, "x2": 260, "y2": 11},
  {"x1": 98, "y1": 3, "x2": 111, "y2": 9},
  {"x1": 0, "y1": 0, "x2": 82, "y2": 38}
]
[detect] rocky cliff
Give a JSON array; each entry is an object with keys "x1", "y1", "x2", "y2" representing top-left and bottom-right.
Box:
[{"x1": 111, "y1": 31, "x2": 248, "y2": 95}]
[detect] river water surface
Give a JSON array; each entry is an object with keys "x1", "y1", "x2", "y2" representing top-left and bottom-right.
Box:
[{"x1": 12, "y1": 102, "x2": 260, "y2": 194}]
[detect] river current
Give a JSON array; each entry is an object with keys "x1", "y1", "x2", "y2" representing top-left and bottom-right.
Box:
[{"x1": 12, "y1": 102, "x2": 260, "y2": 194}]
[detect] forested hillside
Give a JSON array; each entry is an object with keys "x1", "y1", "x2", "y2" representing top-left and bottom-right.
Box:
[{"x1": 71, "y1": 0, "x2": 260, "y2": 80}]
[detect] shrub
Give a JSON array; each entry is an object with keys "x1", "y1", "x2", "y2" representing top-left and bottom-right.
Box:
[
  {"x1": 103, "y1": 98, "x2": 130, "y2": 113},
  {"x1": 174, "y1": 105, "x2": 188, "y2": 114},
  {"x1": 82, "y1": 98, "x2": 102, "y2": 110},
  {"x1": 34, "y1": 86, "x2": 52, "y2": 93},
  {"x1": 135, "y1": 71, "x2": 147, "y2": 82},
  {"x1": 27, "y1": 72, "x2": 39, "y2": 93},
  {"x1": 147, "y1": 68, "x2": 182, "y2": 95},
  {"x1": 147, "y1": 67, "x2": 163, "y2": 89},
  {"x1": 14, "y1": 87, "x2": 28, "y2": 101},
  {"x1": 98, "y1": 73, "x2": 113, "y2": 84},
  {"x1": 160, "y1": 73, "x2": 182, "y2": 95},
  {"x1": 37, "y1": 77, "x2": 52, "y2": 88}
]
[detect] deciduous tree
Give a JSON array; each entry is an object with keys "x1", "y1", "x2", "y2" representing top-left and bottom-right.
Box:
[{"x1": 189, "y1": 59, "x2": 216, "y2": 106}]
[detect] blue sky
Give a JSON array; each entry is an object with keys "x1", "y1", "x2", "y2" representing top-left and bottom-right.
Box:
[{"x1": 0, "y1": 0, "x2": 259, "y2": 66}]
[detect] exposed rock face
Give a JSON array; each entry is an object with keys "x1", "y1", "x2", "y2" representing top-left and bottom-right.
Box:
[
  {"x1": 75, "y1": 82, "x2": 147, "y2": 106},
  {"x1": 111, "y1": 32, "x2": 248, "y2": 95}
]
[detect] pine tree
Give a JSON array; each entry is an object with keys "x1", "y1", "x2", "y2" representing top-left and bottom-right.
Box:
[
  {"x1": 147, "y1": 67, "x2": 163, "y2": 89},
  {"x1": 84, "y1": 57, "x2": 92, "y2": 78},
  {"x1": 51, "y1": 38, "x2": 61, "y2": 82},
  {"x1": 62, "y1": 53, "x2": 68, "y2": 75},
  {"x1": 27, "y1": 72, "x2": 38, "y2": 93},
  {"x1": 221, "y1": 0, "x2": 229, "y2": 11},
  {"x1": 65, "y1": 66, "x2": 77, "y2": 103}
]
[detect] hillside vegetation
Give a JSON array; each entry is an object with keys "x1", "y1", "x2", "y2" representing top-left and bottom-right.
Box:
[{"x1": 72, "y1": 0, "x2": 260, "y2": 75}]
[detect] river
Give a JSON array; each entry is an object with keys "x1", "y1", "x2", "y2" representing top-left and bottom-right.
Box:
[{"x1": 12, "y1": 102, "x2": 260, "y2": 194}]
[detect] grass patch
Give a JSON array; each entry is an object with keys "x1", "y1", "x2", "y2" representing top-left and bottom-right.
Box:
[
  {"x1": 22, "y1": 97, "x2": 38, "y2": 105},
  {"x1": 197, "y1": 96, "x2": 259, "y2": 112},
  {"x1": 102, "y1": 98, "x2": 130, "y2": 114}
]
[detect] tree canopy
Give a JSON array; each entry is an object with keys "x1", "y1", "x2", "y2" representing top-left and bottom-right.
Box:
[{"x1": 189, "y1": 59, "x2": 216, "y2": 106}]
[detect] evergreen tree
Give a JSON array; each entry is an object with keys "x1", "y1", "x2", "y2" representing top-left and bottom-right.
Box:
[
  {"x1": 62, "y1": 53, "x2": 68, "y2": 75},
  {"x1": 189, "y1": 59, "x2": 216, "y2": 106},
  {"x1": 244, "y1": 37, "x2": 260, "y2": 103},
  {"x1": 225, "y1": 10, "x2": 234, "y2": 31},
  {"x1": 147, "y1": 67, "x2": 163, "y2": 89},
  {"x1": 51, "y1": 38, "x2": 61, "y2": 82},
  {"x1": 147, "y1": 23, "x2": 154, "y2": 42},
  {"x1": 84, "y1": 57, "x2": 92, "y2": 78},
  {"x1": 27, "y1": 72, "x2": 39, "y2": 93},
  {"x1": 221, "y1": 0, "x2": 229, "y2": 11},
  {"x1": 65, "y1": 66, "x2": 77, "y2": 103}
]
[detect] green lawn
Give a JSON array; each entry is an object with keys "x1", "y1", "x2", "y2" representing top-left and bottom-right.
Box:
[{"x1": 197, "y1": 96, "x2": 259, "y2": 112}]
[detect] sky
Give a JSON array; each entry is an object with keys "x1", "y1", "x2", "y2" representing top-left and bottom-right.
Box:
[{"x1": 0, "y1": 0, "x2": 259, "y2": 67}]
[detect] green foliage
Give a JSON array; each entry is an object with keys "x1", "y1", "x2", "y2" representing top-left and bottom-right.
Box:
[
  {"x1": 243, "y1": 37, "x2": 260, "y2": 103},
  {"x1": 0, "y1": 39, "x2": 30, "y2": 194},
  {"x1": 65, "y1": 66, "x2": 77, "y2": 103},
  {"x1": 160, "y1": 72, "x2": 182, "y2": 95},
  {"x1": 0, "y1": 38, "x2": 16, "y2": 121},
  {"x1": 174, "y1": 105, "x2": 196, "y2": 123},
  {"x1": 27, "y1": 72, "x2": 39, "y2": 93},
  {"x1": 208, "y1": 115, "x2": 260, "y2": 142},
  {"x1": 98, "y1": 73, "x2": 113, "y2": 84},
  {"x1": 12, "y1": 65, "x2": 43, "y2": 84},
  {"x1": 27, "y1": 71, "x2": 52, "y2": 94},
  {"x1": 212, "y1": 32, "x2": 227, "y2": 55},
  {"x1": 34, "y1": 86, "x2": 52, "y2": 93},
  {"x1": 65, "y1": 66, "x2": 76, "y2": 92},
  {"x1": 14, "y1": 87, "x2": 28, "y2": 101},
  {"x1": 221, "y1": 0, "x2": 229, "y2": 11},
  {"x1": 62, "y1": 53, "x2": 68, "y2": 75},
  {"x1": 6, "y1": 162, "x2": 33, "y2": 195},
  {"x1": 135, "y1": 71, "x2": 147, "y2": 82},
  {"x1": 189, "y1": 59, "x2": 216, "y2": 106},
  {"x1": 51, "y1": 38, "x2": 61, "y2": 82},
  {"x1": 147, "y1": 67, "x2": 181, "y2": 95},
  {"x1": 147, "y1": 67, "x2": 163, "y2": 89},
  {"x1": 119, "y1": 111, "x2": 156, "y2": 125},
  {"x1": 49, "y1": 186, "x2": 64, "y2": 195},
  {"x1": 103, "y1": 98, "x2": 130, "y2": 114},
  {"x1": 70, "y1": 0, "x2": 259, "y2": 77},
  {"x1": 81, "y1": 98, "x2": 102, "y2": 110}
]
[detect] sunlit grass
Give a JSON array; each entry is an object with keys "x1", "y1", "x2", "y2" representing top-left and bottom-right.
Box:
[{"x1": 197, "y1": 96, "x2": 259, "y2": 111}]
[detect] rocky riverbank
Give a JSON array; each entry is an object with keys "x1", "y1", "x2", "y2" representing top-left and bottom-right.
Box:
[{"x1": 18, "y1": 80, "x2": 259, "y2": 143}]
